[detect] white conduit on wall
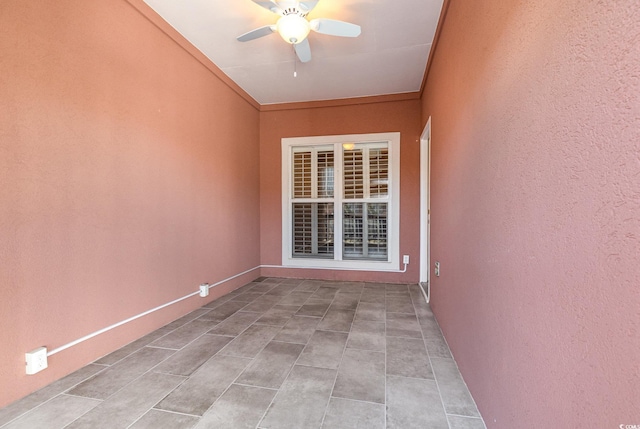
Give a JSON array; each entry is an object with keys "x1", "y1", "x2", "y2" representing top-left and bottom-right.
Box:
[{"x1": 47, "y1": 262, "x2": 410, "y2": 357}]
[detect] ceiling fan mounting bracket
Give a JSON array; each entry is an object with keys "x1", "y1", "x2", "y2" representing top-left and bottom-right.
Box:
[{"x1": 280, "y1": 7, "x2": 308, "y2": 18}]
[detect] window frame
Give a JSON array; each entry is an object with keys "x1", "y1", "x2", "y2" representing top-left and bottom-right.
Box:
[{"x1": 281, "y1": 132, "x2": 400, "y2": 270}]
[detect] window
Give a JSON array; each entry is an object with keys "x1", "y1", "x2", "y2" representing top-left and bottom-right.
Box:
[{"x1": 282, "y1": 133, "x2": 400, "y2": 270}]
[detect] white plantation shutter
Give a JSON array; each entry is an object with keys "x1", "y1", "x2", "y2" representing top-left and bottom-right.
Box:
[
  {"x1": 293, "y1": 151, "x2": 312, "y2": 198},
  {"x1": 343, "y1": 148, "x2": 364, "y2": 199},
  {"x1": 283, "y1": 133, "x2": 399, "y2": 269},
  {"x1": 292, "y1": 147, "x2": 334, "y2": 258},
  {"x1": 317, "y1": 150, "x2": 334, "y2": 198},
  {"x1": 342, "y1": 143, "x2": 389, "y2": 260},
  {"x1": 369, "y1": 148, "x2": 388, "y2": 197}
]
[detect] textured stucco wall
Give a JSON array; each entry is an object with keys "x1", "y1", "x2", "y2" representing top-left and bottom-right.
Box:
[
  {"x1": 0, "y1": 0, "x2": 260, "y2": 407},
  {"x1": 421, "y1": 0, "x2": 640, "y2": 427},
  {"x1": 259, "y1": 100, "x2": 422, "y2": 283}
]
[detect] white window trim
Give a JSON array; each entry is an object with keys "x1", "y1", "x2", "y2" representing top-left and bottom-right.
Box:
[{"x1": 281, "y1": 132, "x2": 400, "y2": 270}]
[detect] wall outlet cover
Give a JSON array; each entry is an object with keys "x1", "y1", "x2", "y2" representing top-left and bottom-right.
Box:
[
  {"x1": 199, "y1": 284, "x2": 210, "y2": 297},
  {"x1": 26, "y1": 347, "x2": 48, "y2": 375}
]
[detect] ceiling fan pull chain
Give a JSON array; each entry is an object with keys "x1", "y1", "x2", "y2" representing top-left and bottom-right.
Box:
[{"x1": 293, "y1": 44, "x2": 298, "y2": 77}]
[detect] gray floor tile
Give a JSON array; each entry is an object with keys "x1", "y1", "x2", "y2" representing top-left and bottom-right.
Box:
[
  {"x1": 3, "y1": 395, "x2": 100, "y2": 429},
  {"x1": 293, "y1": 280, "x2": 323, "y2": 292},
  {"x1": 363, "y1": 282, "x2": 385, "y2": 289},
  {"x1": 246, "y1": 283, "x2": 279, "y2": 294},
  {"x1": 431, "y1": 358, "x2": 481, "y2": 417},
  {"x1": 332, "y1": 348, "x2": 385, "y2": 404},
  {"x1": 359, "y1": 291, "x2": 386, "y2": 304},
  {"x1": 279, "y1": 278, "x2": 304, "y2": 286},
  {"x1": 317, "y1": 309, "x2": 355, "y2": 332},
  {"x1": 66, "y1": 372, "x2": 184, "y2": 429},
  {"x1": 255, "y1": 305, "x2": 301, "y2": 326},
  {"x1": 321, "y1": 397, "x2": 385, "y2": 429},
  {"x1": 162, "y1": 309, "x2": 211, "y2": 330},
  {"x1": 334, "y1": 281, "x2": 364, "y2": 291},
  {"x1": 420, "y1": 315, "x2": 445, "y2": 338},
  {"x1": 95, "y1": 327, "x2": 174, "y2": 365},
  {"x1": 198, "y1": 301, "x2": 248, "y2": 322},
  {"x1": 150, "y1": 319, "x2": 219, "y2": 349},
  {"x1": 240, "y1": 295, "x2": 281, "y2": 313},
  {"x1": 236, "y1": 341, "x2": 304, "y2": 389},
  {"x1": 273, "y1": 315, "x2": 320, "y2": 344},
  {"x1": 425, "y1": 335, "x2": 452, "y2": 358},
  {"x1": 264, "y1": 284, "x2": 298, "y2": 297},
  {"x1": 130, "y1": 409, "x2": 200, "y2": 429},
  {"x1": 153, "y1": 335, "x2": 232, "y2": 376},
  {"x1": 230, "y1": 291, "x2": 265, "y2": 303},
  {"x1": 330, "y1": 294, "x2": 359, "y2": 311},
  {"x1": 2, "y1": 280, "x2": 485, "y2": 429},
  {"x1": 259, "y1": 365, "x2": 335, "y2": 429},
  {"x1": 297, "y1": 330, "x2": 348, "y2": 370},
  {"x1": 385, "y1": 284, "x2": 409, "y2": 293},
  {"x1": 385, "y1": 297, "x2": 415, "y2": 314},
  {"x1": 386, "y1": 336, "x2": 433, "y2": 379},
  {"x1": 276, "y1": 291, "x2": 313, "y2": 306},
  {"x1": 347, "y1": 320, "x2": 385, "y2": 352},
  {"x1": 194, "y1": 384, "x2": 276, "y2": 429},
  {"x1": 386, "y1": 312, "x2": 422, "y2": 338},
  {"x1": 447, "y1": 415, "x2": 487, "y2": 429},
  {"x1": 0, "y1": 364, "x2": 105, "y2": 426},
  {"x1": 68, "y1": 347, "x2": 175, "y2": 399},
  {"x1": 386, "y1": 290, "x2": 411, "y2": 299},
  {"x1": 296, "y1": 300, "x2": 331, "y2": 317},
  {"x1": 386, "y1": 376, "x2": 448, "y2": 429},
  {"x1": 207, "y1": 311, "x2": 261, "y2": 337},
  {"x1": 311, "y1": 286, "x2": 340, "y2": 300},
  {"x1": 354, "y1": 302, "x2": 385, "y2": 321},
  {"x1": 219, "y1": 324, "x2": 282, "y2": 358},
  {"x1": 155, "y1": 354, "x2": 251, "y2": 415}
]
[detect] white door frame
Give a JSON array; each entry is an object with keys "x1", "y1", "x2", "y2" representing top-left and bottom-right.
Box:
[{"x1": 419, "y1": 117, "x2": 432, "y2": 299}]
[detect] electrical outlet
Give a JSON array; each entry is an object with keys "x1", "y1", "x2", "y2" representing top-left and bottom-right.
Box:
[
  {"x1": 434, "y1": 261, "x2": 440, "y2": 277},
  {"x1": 26, "y1": 347, "x2": 48, "y2": 375},
  {"x1": 403, "y1": 255, "x2": 410, "y2": 264},
  {"x1": 199, "y1": 283, "x2": 210, "y2": 297}
]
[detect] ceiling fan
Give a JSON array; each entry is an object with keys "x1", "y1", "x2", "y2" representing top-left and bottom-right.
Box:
[{"x1": 237, "y1": 0, "x2": 361, "y2": 63}]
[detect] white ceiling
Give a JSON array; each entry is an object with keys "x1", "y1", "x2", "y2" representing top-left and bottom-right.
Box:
[{"x1": 143, "y1": 0, "x2": 444, "y2": 105}]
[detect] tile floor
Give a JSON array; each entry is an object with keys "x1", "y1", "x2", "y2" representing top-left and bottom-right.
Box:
[{"x1": 0, "y1": 278, "x2": 486, "y2": 429}]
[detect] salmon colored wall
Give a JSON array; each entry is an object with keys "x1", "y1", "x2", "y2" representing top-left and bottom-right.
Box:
[
  {"x1": 422, "y1": 0, "x2": 640, "y2": 427},
  {"x1": 259, "y1": 100, "x2": 421, "y2": 283},
  {"x1": 0, "y1": 0, "x2": 260, "y2": 407}
]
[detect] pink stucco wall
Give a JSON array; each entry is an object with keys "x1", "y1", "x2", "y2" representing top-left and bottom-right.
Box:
[
  {"x1": 0, "y1": 0, "x2": 261, "y2": 407},
  {"x1": 422, "y1": 0, "x2": 640, "y2": 427},
  {"x1": 259, "y1": 99, "x2": 422, "y2": 283}
]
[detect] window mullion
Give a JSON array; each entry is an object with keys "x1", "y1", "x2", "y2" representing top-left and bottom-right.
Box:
[
  {"x1": 362, "y1": 202, "x2": 369, "y2": 258},
  {"x1": 311, "y1": 148, "x2": 318, "y2": 199},
  {"x1": 312, "y1": 203, "x2": 318, "y2": 255},
  {"x1": 334, "y1": 143, "x2": 343, "y2": 262}
]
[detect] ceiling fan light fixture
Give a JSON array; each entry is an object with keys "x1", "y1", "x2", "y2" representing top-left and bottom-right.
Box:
[{"x1": 276, "y1": 14, "x2": 310, "y2": 44}]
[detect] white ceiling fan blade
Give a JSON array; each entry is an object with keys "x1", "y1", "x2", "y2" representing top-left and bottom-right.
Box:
[
  {"x1": 237, "y1": 25, "x2": 276, "y2": 42},
  {"x1": 250, "y1": 0, "x2": 282, "y2": 14},
  {"x1": 294, "y1": 38, "x2": 311, "y2": 63},
  {"x1": 299, "y1": 1, "x2": 319, "y2": 13},
  {"x1": 310, "y1": 18, "x2": 361, "y2": 37}
]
